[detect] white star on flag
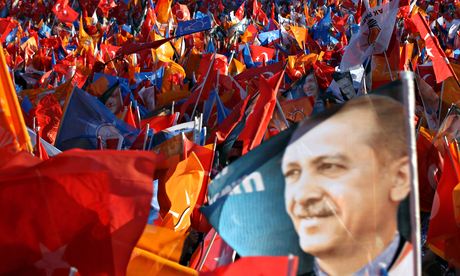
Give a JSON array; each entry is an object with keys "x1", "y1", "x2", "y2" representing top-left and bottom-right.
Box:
[
  {"x1": 34, "y1": 243, "x2": 71, "y2": 276},
  {"x1": 426, "y1": 47, "x2": 434, "y2": 57}
]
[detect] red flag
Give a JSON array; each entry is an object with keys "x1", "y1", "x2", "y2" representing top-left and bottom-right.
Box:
[
  {"x1": 33, "y1": 94, "x2": 63, "y2": 145},
  {"x1": 0, "y1": 149, "x2": 157, "y2": 275},
  {"x1": 238, "y1": 69, "x2": 285, "y2": 154},
  {"x1": 123, "y1": 105, "x2": 138, "y2": 129},
  {"x1": 411, "y1": 12, "x2": 458, "y2": 83},
  {"x1": 200, "y1": 255, "x2": 298, "y2": 276},
  {"x1": 234, "y1": 1, "x2": 245, "y2": 20},
  {"x1": 249, "y1": 45, "x2": 275, "y2": 64},
  {"x1": 52, "y1": 0, "x2": 79, "y2": 23},
  {"x1": 417, "y1": 127, "x2": 442, "y2": 212},
  {"x1": 189, "y1": 229, "x2": 234, "y2": 272},
  {"x1": 183, "y1": 135, "x2": 215, "y2": 232},
  {"x1": 427, "y1": 142, "x2": 460, "y2": 266},
  {"x1": 141, "y1": 114, "x2": 176, "y2": 132},
  {"x1": 33, "y1": 130, "x2": 49, "y2": 161}
]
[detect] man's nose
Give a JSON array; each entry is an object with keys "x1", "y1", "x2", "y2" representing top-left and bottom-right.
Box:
[{"x1": 292, "y1": 174, "x2": 323, "y2": 203}]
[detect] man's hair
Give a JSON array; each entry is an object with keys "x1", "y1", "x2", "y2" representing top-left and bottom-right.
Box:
[{"x1": 289, "y1": 95, "x2": 408, "y2": 164}]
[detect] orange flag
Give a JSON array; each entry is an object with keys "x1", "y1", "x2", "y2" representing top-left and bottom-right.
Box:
[
  {"x1": 155, "y1": 0, "x2": 173, "y2": 24},
  {"x1": 159, "y1": 152, "x2": 205, "y2": 233},
  {"x1": 290, "y1": 26, "x2": 308, "y2": 50},
  {"x1": 0, "y1": 44, "x2": 32, "y2": 152}
]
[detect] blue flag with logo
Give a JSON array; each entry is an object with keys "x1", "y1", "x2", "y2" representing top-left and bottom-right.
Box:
[
  {"x1": 201, "y1": 127, "x2": 314, "y2": 274},
  {"x1": 176, "y1": 15, "x2": 212, "y2": 37},
  {"x1": 55, "y1": 87, "x2": 139, "y2": 151},
  {"x1": 257, "y1": 29, "x2": 280, "y2": 46}
]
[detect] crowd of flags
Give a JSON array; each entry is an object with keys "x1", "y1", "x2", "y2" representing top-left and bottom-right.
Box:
[{"x1": 1, "y1": 0, "x2": 460, "y2": 274}]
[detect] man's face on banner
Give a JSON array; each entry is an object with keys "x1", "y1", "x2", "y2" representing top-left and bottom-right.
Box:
[{"x1": 281, "y1": 108, "x2": 396, "y2": 257}]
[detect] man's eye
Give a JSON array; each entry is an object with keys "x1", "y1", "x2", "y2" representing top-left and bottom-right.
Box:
[
  {"x1": 317, "y1": 163, "x2": 345, "y2": 173},
  {"x1": 284, "y1": 168, "x2": 301, "y2": 179}
]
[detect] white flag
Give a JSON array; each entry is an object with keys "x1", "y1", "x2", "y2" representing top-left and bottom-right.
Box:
[{"x1": 340, "y1": 0, "x2": 400, "y2": 71}]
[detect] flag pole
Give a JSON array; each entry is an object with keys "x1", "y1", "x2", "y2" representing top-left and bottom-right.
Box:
[
  {"x1": 198, "y1": 230, "x2": 218, "y2": 271},
  {"x1": 438, "y1": 80, "x2": 446, "y2": 124},
  {"x1": 383, "y1": 50, "x2": 394, "y2": 81},
  {"x1": 400, "y1": 71, "x2": 422, "y2": 276},
  {"x1": 190, "y1": 52, "x2": 217, "y2": 120},
  {"x1": 143, "y1": 124, "x2": 150, "y2": 150}
]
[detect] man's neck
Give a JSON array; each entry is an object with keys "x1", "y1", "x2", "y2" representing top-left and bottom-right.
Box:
[{"x1": 314, "y1": 231, "x2": 399, "y2": 276}]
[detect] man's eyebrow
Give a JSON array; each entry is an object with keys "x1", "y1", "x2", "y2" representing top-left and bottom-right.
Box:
[{"x1": 310, "y1": 154, "x2": 350, "y2": 165}]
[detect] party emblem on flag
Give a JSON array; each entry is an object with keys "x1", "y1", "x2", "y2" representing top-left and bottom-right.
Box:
[{"x1": 367, "y1": 18, "x2": 381, "y2": 46}]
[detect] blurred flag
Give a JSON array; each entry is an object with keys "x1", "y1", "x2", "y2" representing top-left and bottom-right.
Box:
[
  {"x1": 340, "y1": 0, "x2": 400, "y2": 70},
  {"x1": 411, "y1": 12, "x2": 458, "y2": 84},
  {"x1": 417, "y1": 127, "x2": 442, "y2": 212},
  {"x1": 33, "y1": 94, "x2": 63, "y2": 145},
  {"x1": 427, "y1": 142, "x2": 460, "y2": 267},
  {"x1": 249, "y1": 45, "x2": 275, "y2": 65},
  {"x1": 440, "y1": 62, "x2": 460, "y2": 108},
  {"x1": 189, "y1": 229, "x2": 234, "y2": 272},
  {"x1": 176, "y1": 16, "x2": 213, "y2": 37},
  {"x1": 55, "y1": 87, "x2": 139, "y2": 151},
  {"x1": 0, "y1": 148, "x2": 156, "y2": 275},
  {"x1": 155, "y1": 0, "x2": 173, "y2": 24},
  {"x1": 172, "y1": 3, "x2": 191, "y2": 22},
  {"x1": 234, "y1": 1, "x2": 245, "y2": 21},
  {"x1": 200, "y1": 255, "x2": 298, "y2": 276},
  {"x1": 238, "y1": 71, "x2": 284, "y2": 154},
  {"x1": 201, "y1": 127, "x2": 313, "y2": 274},
  {"x1": 141, "y1": 114, "x2": 176, "y2": 132},
  {"x1": 183, "y1": 135, "x2": 215, "y2": 232},
  {"x1": 290, "y1": 26, "x2": 308, "y2": 50},
  {"x1": 159, "y1": 152, "x2": 205, "y2": 233},
  {"x1": 52, "y1": 0, "x2": 79, "y2": 23},
  {"x1": 127, "y1": 224, "x2": 196, "y2": 275},
  {"x1": 0, "y1": 44, "x2": 32, "y2": 152}
]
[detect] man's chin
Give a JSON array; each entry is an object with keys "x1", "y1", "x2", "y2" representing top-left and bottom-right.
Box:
[{"x1": 297, "y1": 232, "x2": 339, "y2": 256}]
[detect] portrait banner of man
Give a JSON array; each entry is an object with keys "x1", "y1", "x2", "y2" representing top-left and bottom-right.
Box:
[{"x1": 202, "y1": 74, "x2": 420, "y2": 275}]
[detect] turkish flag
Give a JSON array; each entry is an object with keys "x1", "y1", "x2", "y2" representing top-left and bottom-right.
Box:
[
  {"x1": 249, "y1": 45, "x2": 275, "y2": 64},
  {"x1": 52, "y1": 0, "x2": 79, "y2": 24},
  {"x1": 411, "y1": 12, "x2": 458, "y2": 84},
  {"x1": 0, "y1": 149, "x2": 157, "y2": 275}
]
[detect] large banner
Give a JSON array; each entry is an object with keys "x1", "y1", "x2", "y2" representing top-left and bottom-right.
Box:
[{"x1": 202, "y1": 75, "x2": 420, "y2": 275}]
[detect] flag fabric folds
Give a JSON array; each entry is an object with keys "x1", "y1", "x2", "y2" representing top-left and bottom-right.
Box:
[
  {"x1": 340, "y1": 0, "x2": 400, "y2": 70},
  {"x1": 0, "y1": 44, "x2": 32, "y2": 152},
  {"x1": 0, "y1": 148, "x2": 157, "y2": 275},
  {"x1": 55, "y1": 87, "x2": 139, "y2": 151}
]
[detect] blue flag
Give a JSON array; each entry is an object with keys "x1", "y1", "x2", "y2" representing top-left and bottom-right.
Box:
[
  {"x1": 55, "y1": 88, "x2": 139, "y2": 151},
  {"x1": 38, "y1": 24, "x2": 51, "y2": 38},
  {"x1": 201, "y1": 127, "x2": 314, "y2": 274},
  {"x1": 175, "y1": 16, "x2": 212, "y2": 37},
  {"x1": 313, "y1": 7, "x2": 332, "y2": 45},
  {"x1": 257, "y1": 30, "x2": 280, "y2": 46}
]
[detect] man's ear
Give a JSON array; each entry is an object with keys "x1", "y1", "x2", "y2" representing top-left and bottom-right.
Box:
[{"x1": 390, "y1": 156, "x2": 411, "y2": 202}]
